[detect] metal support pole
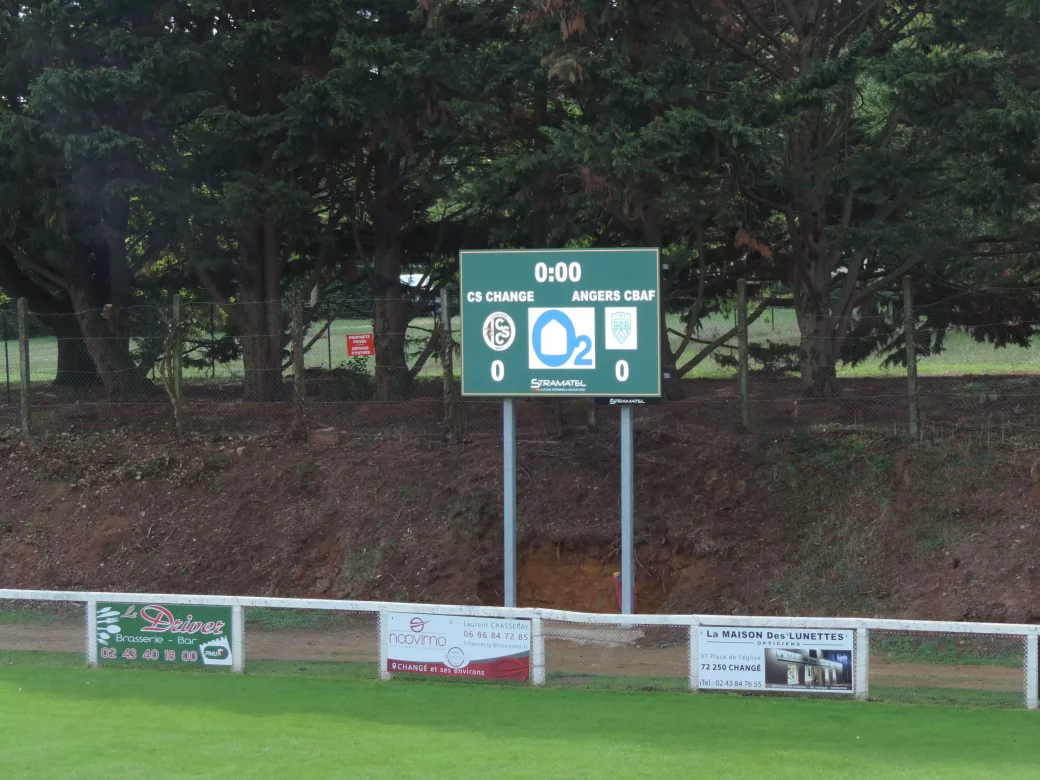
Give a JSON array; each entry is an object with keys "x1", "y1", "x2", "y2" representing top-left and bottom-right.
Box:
[
  {"x1": 904, "y1": 275, "x2": 919, "y2": 436},
  {"x1": 620, "y1": 404, "x2": 635, "y2": 614},
  {"x1": 503, "y1": 399, "x2": 517, "y2": 608}
]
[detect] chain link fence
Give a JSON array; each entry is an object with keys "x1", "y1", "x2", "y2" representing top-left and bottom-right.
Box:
[
  {"x1": 2, "y1": 592, "x2": 1038, "y2": 709},
  {"x1": 869, "y1": 629, "x2": 1028, "y2": 709},
  {"x1": 543, "y1": 621, "x2": 689, "y2": 692},
  {"x1": 0, "y1": 600, "x2": 86, "y2": 669},
  {"x1": 4, "y1": 289, "x2": 1040, "y2": 442},
  {"x1": 243, "y1": 607, "x2": 379, "y2": 679}
]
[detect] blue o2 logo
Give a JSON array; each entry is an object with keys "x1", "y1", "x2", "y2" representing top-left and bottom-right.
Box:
[{"x1": 528, "y1": 308, "x2": 596, "y2": 370}]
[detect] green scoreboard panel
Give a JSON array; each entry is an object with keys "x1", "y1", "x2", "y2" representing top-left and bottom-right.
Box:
[{"x1": 460, "y1": 249, "x2": 661, "y2": 398}]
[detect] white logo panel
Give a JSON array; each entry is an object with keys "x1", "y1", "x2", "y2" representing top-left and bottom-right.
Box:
[
  {"x1": 604, "y1": 307, "x2": 638, "y2": 350},
  {"x1": 528, "y1": 308, "x2": 596, "y2": 370},
  {"x1": 482, "y1": 312, "x2": 516, "y2": 352}
]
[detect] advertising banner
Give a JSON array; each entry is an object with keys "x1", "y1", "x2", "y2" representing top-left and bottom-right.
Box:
[
  {"x1": 385, "y1": 612, "x2": 531, "y2": 680},
  {"x1": 698, "y1": 626, "x2": 854, "y2": 694},
  {"x1": 96, "y1": 603, "x2": 234, "y2": 668}
]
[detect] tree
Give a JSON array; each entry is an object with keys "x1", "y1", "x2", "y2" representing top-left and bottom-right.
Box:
[
  {"x1": 171, "y1": 0, "x2": 352, "y2": 401},
  {"x1": 500, "y1": 0, "x2": 763, "y2": 399},
  {"x1": 696, "y1": 0, "x2": 1040, "y2": 396},
  {"x1": 0, "y1": 0, "x2": 196, "y2": 396},
  {"x1": 319, "y1": 0, "x2": 526, "y2": 400}
]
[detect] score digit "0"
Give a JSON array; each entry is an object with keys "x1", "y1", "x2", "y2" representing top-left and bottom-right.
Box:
[
  {"x1": 616, "y1": 360, "x2": 629, "y2": 382},
  {"x1": 491, "y1": 360, "x2": 505, "y2": 382}
]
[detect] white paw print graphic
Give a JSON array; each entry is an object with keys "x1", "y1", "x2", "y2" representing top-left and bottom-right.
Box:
[{"x1": 96, "y1": 606, "x2": 122, "y2": 645}]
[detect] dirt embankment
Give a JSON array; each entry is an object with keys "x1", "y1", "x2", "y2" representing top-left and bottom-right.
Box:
[{"x1": 2, "y1": 399, "x2": 1040, "y2": 624}]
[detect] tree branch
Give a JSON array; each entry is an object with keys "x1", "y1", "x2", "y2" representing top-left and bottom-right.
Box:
[
  {"x1": 408, "y1": 330, "x2": 439, "y2": 380},
  {"x1": 690, "y1": 3, "x2": 785, "y2": 81},
  {"x1": 677, "y1": 300, "x2": 769, "y2": 376},
  {"x1": 850, "y1": 257, "x2": 921, "y2": 308}
]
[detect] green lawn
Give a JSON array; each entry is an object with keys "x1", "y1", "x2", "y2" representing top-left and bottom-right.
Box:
[
  {"x1": 4, "y1": 308, "x2": 1040, "y2": 389},
  {"x1": 0, "y1": 666, "x2": 1038, "y2": 779}
]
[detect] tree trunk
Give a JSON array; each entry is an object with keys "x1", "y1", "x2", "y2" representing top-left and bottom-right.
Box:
[
  {"x1": 371, "y1": 201, "x2": 410, "y2": 402},
  {"x1": 791, "y1": 222, "x2": 843, "y2": 399},
  {"x1": 37, "y1": 313, "x2": 101, "y2": 389},
  {"x1": 233, "y1": 214, "x2": 288, "y2": 402},
  {"x1": 239, "y1": 298, "x2": 286, "y2": 402},
  {"x1": 798, "y1": 317, "x2": 840, "y2": 398},
  {"x1": 71, "y1": 300, "x2": 157, "y2": 397},
  {"x1": 660, "y1": 305, "x2": 684, "y2": 401},
  {"x1": 372, "y1": 283, "x2": 410, "y2": 402},
  {"x1": 641, "y1": 205, "x2": 682, "y2": 400}
]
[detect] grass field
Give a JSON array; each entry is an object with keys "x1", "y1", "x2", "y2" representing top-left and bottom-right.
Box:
[
  {"x1": 1, "y1": 666, "x2": 1038, "y2": 779},
  {"x1": 3, "y1": 308, "x2": 1040, "y2": 389}
]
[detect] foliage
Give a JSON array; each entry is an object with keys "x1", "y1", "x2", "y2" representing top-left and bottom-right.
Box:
[
  {"x1": 0, "y1": 0, "x2": 1039, "y2": 400},
  {"x1": 333, "y1": 357, "x2": 375, "y2": 401}
]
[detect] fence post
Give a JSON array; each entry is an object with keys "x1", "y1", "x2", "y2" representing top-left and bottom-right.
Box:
[
  {"x1": 531, "y1": 614, "x2": 545, "y2": 686},
  {"x1": 440, "y1": 288, "x2": 461, "y2": 440},
  {"x1": 379, "y1": 608, "x2": 392, "y2": 680},
  {"x1": 737, "y1": 279, "x2": 750, "y2": 429},
  {"x1": 1026, "y1": 631, "x2": 1038, "y2": 710},
  {"x1": 688, "y1": 620, "x2": 699, "y2": 692},
  {"x1": 17, "y1": 298, "x2": 30, "y2": 436},
  {"x1": 855, "y1": 627, "x2": 869, "y2": 701},
  {"x1": 231, "y1": 605, "x2": 245, "y2": 674},
  {"x1": 172, "y1": 294, "x2": 183, "y2": 405},
  {"x1": 3, "y1": 306, "x2": 10, "y2": 406},
  {"x1": 86, "y1": 599, "x2": 98, "y2": 668},
  {"x1": 327, "y1": 302, "x2": 334, "y2": 370},
  {"x1": 904, "y1": 276, "x2": 919, "y2": 436},
  {"x1": 210, "y1": 302, "x2": 216, "y2": 379},
  {"x1": 289, "y1": 294, "x2": 306, "y2": 439}
]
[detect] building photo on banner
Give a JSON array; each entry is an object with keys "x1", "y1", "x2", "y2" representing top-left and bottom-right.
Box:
[
  {"x1": 383, "y1": 612, "x2": 531, "y2": 680},
  {"x1": 698, "y1": 626, "x2": 854, "y2": 693}
]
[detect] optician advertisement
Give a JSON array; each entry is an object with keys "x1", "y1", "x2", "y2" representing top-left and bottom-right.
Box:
[
  {"x1": 698, "y1": 626, "x2": 854, "y2": 694},
  {"x1": 384, "y1": 612, "x2": 531, "y2": 680}
]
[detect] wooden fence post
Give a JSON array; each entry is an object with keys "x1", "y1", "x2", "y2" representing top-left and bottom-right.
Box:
[
  {"x1": 17, "y1": 298, "x2": 30, "y2": 436},
  {"x1": 172, "y1": 294, "x2": 183, "y2": 406},
  {"x1": 737, "y1": 279, "x2": 750, "y2": 429},
  {"x1": 440, "y1": 288, "x2": 461, "y2": 440},
  {"x1": 904, "y1": 276, "x2": 919, "y2": 436},
  {"x1": 289, "y1": 293, "x2": 306, "y2": 439}
]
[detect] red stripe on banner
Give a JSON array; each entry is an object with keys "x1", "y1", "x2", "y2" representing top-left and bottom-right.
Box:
[{"x1": 387, "y1": 655, "x2": 530, "y2": 681}]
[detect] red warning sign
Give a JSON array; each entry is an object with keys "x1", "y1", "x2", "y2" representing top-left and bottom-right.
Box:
[{"x1": 346, "y1": 333, "x2": 375, "y2": 357}]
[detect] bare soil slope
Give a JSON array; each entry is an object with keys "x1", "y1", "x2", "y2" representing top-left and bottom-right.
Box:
[{"x1": 1, "y1": 399, "x2": 1039, "y2": 623}]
